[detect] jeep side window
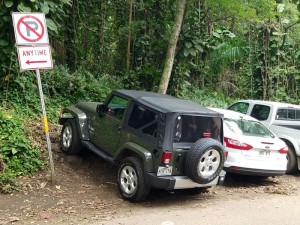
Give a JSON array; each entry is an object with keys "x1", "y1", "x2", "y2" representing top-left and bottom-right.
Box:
[
  {"x1": 106, "y1": 95, "x2": 128, "y2": 120},
  {"x1": 250, "y1": 104, "x2": 270, "y2": 121},
  {"x1": 128, "y1": 105, "x2": 158, "y2": 137},
  {"x1": 228, "y1": 102, "x2": 249, "y2": 114}
]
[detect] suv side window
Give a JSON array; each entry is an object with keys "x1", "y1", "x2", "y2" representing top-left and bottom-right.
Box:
[
  {"x1": 250, "y1": 104, "x2": 270, "y2": 121},
  {"x1": 107, "y1": 95, "x2": 128, "y2": 120},
  {"x1": 128, "y1": 104, "x2": 158, "y2": 137},
  {"x1": 228, "y1": 102, "x2": 249, "y2": 114},
  {"x1": 276, "y1": 108, "x2": 300, "y2": 120}
]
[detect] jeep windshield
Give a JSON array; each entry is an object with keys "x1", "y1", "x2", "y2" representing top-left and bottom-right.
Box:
[{"x1": 173, "y1": 115, "x2": 222, "y2": 143}]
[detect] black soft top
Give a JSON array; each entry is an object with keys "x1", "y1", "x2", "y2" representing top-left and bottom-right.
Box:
[{"x1": 114, "y1": 90, "x2": 222, "y2": 116}]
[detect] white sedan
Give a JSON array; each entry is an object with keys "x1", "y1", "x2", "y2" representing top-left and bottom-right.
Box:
[{"x1": 211, "y1": 108, "x2": 288, "y2": 176}]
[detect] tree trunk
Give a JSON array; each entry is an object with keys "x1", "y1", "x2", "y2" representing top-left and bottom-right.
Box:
[
  {"x1": 127, "y1": 0, "x2": 133, "y2": 71},
  {"x1": 158, "y1": 0, "x2": 187, "y2": 94}
]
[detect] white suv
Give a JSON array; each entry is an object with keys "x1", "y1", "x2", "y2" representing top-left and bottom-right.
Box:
[{"x1": 228, "y1": 100, "x2": 300, "y2": 173}]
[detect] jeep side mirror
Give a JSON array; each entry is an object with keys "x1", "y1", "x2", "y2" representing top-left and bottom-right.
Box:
[{"x1": 96, "y1": 104, "x2": 107, "y2": 117}]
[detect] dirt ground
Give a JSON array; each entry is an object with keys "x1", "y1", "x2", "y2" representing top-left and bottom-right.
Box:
[{"x1": 1, "y1": 126, "x2": 300, "y2": 225}]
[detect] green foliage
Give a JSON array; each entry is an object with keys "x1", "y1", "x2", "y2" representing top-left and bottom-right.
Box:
[
  {"x1": 0, "y1": 109, "x2": 45, "y2": 192},
  {"x1": 0, "y1": 66, "x2": 124, "y2": 122},
  {"x1": 177, "y1": 86, "x2": 231, "y2": 109}
]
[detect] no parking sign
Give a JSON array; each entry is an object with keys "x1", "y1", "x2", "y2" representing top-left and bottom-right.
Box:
[{"x1": 12, "y1": 13, "x2": 49, "y2": 45}]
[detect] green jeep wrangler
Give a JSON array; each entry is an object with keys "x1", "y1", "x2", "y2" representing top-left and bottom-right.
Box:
[{"x1": 59, "y1": 90, "x2": 226, "y2": 202}]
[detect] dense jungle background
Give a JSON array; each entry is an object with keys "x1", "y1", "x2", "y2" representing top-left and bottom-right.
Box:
[{"x1": 1, "y1": 0, "x2": 300, "y2": 191}]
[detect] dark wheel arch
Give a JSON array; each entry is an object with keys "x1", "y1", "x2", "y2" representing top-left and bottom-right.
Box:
[{"x1": 185, "y1": 138, "x2": 225, "y2": 184}]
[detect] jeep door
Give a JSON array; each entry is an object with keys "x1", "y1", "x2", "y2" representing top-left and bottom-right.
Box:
[{"x1": 91, "y1": 95, "x2": 128, "y2": 154}]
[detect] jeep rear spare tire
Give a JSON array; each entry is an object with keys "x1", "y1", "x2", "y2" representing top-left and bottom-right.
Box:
[{"x1": 185, "y1": 138, "x2": 225, "y2": 184}]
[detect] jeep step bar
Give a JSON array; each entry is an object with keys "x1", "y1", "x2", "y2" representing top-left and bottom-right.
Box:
[{"x1": 81, "y1": 141, "x2": 115, "y2": 164}]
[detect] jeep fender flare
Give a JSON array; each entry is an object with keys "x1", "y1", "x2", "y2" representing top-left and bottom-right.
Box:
[
  {"x1": 59, "y1": 106, "x2": 89, "y2": 140},
  {"x1": 115, "y1": 142, "x2": 153, "y2": 172}
]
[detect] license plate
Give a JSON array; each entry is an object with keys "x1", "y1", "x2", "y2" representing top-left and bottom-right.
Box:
[
  {"x1": 259, "y1": 149, "x2": 271, "y2": 157},
  {"x1": 157, "y1": 166, "x2": 172, "y2": 176}
]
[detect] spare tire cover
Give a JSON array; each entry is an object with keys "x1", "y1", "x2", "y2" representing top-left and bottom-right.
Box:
[{"x1": 185, "y1": 138, "x2": 225, "y2": 184}]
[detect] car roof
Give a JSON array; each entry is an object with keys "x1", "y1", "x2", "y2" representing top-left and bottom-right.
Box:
[
  {"x1": 210, "y1": 108, "x2": 258, "y2": 121},
  {"x1": 115, "y1": 90, "x2": 222, "y2": 116},
  {"x1": 232, "y1": 100, "x2": 300, "y2": 109}
]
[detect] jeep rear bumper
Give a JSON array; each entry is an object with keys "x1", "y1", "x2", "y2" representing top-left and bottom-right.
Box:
[{"x1": 145, "y1": 170, "x2": 226, "y2": 191}]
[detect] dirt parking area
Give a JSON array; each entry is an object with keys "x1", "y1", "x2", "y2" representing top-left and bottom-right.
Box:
[{"x1": 1, "y1": 143, "x2": 300, "y2": 225}]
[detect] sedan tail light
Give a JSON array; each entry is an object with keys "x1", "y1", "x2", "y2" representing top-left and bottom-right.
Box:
[
  {"x1": 224, "y1": 137, "x2": 253, "y2": 150},
  {"x1": 279, "y1": 146, "x2": 288, "y2": 154},
  {"x1": 161, "y1": 151, "x2": 172, "y2": 165}
]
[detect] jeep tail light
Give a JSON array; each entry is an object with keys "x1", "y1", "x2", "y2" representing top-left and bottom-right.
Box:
[
  {"x1": 279, "y1": 146, "x2": 288, "y2": 154},
  {"x1": 224, "y1": 137, "x2": 253, "y2": 150},
  {"x1": 161, "y1": 151, "x2": 172, "y2": 165}
]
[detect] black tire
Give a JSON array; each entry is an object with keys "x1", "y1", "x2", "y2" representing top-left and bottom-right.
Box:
[
  {"x1": 286, "y1": 145, "x2": 297, "y2": 174},
  {"x1": 117, "y1": 157, "x2": 151, "y2": 202},
  {"x1": 60, "y1": 120, "x2": 82, "y2": 155},
  {"x1": 185, "y1": 138, "x2": 225, "y2": 184}
]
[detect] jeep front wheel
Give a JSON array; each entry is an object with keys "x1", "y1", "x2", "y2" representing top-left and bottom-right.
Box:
[
  {"x1": 185, "y1": 138, "x2": 225, "y2": 184},
  {"x1": 60, "y1": 120, "x2": 82, "y2": 155},
  {"x1": 117, "y1": 157, "x2": 150, "y2": 202}
]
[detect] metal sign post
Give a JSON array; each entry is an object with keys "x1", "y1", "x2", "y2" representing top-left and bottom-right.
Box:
[
  {"x1": 36, "y1": 68, "x2": 55, "y2": 182},
  {"x1": 12, "y1": 12, "x2": 55, "y2": 183}
]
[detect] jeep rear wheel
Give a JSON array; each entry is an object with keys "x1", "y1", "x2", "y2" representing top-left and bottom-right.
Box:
[
  {"x1": 117, "y1": 157, "x2": 150, "y2": 202},
  {"x1": 185, "y1": 138, "x2": 225, "y2": 184},
  {"x1": 60, "y1": 120, "x2": 82, "y2": 155}
]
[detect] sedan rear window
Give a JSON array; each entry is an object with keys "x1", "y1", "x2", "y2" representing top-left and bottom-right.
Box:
[{"x1": 224, "y1": 118, "x2": 274, "y2": 137}]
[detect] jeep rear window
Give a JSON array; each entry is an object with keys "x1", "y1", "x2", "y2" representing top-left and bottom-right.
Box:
[
  {"x1": 173, "y1": 115, "x2": 222, "y2": 143},
  {"x1": 128, "y1": 105, "x2": 158, "y2": 137}
]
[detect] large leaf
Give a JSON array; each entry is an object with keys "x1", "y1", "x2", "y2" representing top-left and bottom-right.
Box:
[
  {"x1": 61, "y1": 0, "x2": 72, "y2": 6},
  {"x1": 46, "y1": 19, "x2": 58, "y2": 34},
  {"x1": 41, "y1": 3, "x2": 50, "y2": 14},
  {"x1": 17, "y1": 2, "x2": 32, "y2": 12},
  {"x1": 4, "y1": 0, "x2": 13, "y2": 7}
]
